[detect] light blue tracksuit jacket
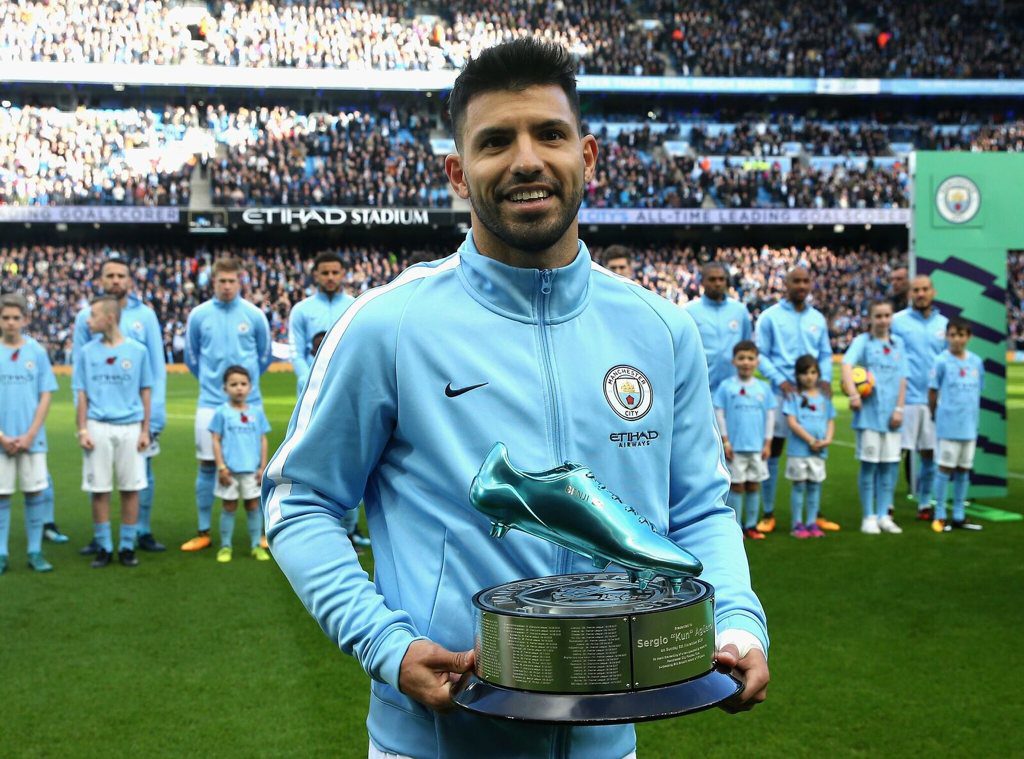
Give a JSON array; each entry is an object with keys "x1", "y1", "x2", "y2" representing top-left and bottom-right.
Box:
[
  {"x1": 685, "y1": 295, "x2": 753, "y2": 391},
  {"x1": 892, "y1": 307, "x2": 948, "y2": 405},
  {"x1": 756, "y1": 299, "x2": 833, "y2": 392},
  {"x1": 185, "y1": 295, "x2": 272, "y2": 408},
  {"x1": 262, "y1": 233, "x2": 768, "y2": 759},
  {"x1": 73, "y1": 293, "x2": 167, "y2": 433},
  {"x1": 288, "y1": 289, "x2": 355, "y2": 392}
]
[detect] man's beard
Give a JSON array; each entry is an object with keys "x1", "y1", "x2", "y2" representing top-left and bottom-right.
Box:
[{"x1": 469, "y1": 180, "x2": 583, "y2": 255}]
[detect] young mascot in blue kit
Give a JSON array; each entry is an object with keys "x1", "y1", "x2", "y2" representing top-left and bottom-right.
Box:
[{"x1": 263, "y1": 38, "x2": 769, "y2": 759}]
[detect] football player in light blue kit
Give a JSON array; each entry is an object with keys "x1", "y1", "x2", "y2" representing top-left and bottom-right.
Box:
[
  {"x1": 783, "y1": 355, "x2": 836, "y2": 538},
  {"x1": 263, "y1": 39, "x2": 769, "y2": 759},
  {"x1": 687, "y1": 262, "x2": 753, "y2": 393},
  {"x1": 289, "y1": 251, "x2": 355, "y2": 392},
  {"x1": 288, "y1": 251, "x2": 368, "y2": 549},
  {"x1": 0, "y1": 295, "x2": 58, "y2": 574},
  {"x1": 74, "y1": 297, "x2": 152, "y2": 568},
  {"x1": 183, "y1": 257, "x2": 272, "y2": 552},
  {"x1": 842, "y1": 300, "x2": 908, "y2": 534},
  {"x1": 928, "y1": 318, "x2": 985, "y2": 532},
  {"x1": 73, "y1": 256, "x2": 168, "y2": 554},
  {"x1": 209, "y1": 366, "x2": 272, "y2": 561},
  {"x1": 755, "y1": 266, "x2": 835, "y2": 533},
  {"x1": 713, "y1": 340, "x2": 775, "y2": 539},
  {"x1": 892, "y1": 274, "x2": 948, "y2": 520}
]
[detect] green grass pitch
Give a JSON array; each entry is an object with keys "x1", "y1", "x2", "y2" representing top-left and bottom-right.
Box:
[{"x1": 2, "y1": 368, "x2": 1022, "y2": 758}]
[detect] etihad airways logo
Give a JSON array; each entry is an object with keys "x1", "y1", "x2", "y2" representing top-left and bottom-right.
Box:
[{"x1": 241, "y1": 208, "x2": 431, "y2": 227}]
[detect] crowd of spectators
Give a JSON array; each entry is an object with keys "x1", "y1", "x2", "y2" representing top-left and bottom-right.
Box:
[
  {"x1": 2, "y1": 0, "x2": 1021, "y2": 78},
  {"x1": 9, "y1": 241, "x2": 1022, "y2": 366},
  {"x1": 0, "y1": 105, "x2": 194, "y2": 206},
  {"x1": 210, "y1": 106, "x2": 449, "y2": 207}
]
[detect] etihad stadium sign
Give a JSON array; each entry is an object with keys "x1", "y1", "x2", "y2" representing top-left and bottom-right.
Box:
[{"x1": 239, "y1": 207, "x2": 436, "y2": 227}]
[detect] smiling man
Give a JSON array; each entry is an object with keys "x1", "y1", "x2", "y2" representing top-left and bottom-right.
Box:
[{"x1": 264, "y1": 39, "x2": 768, "y2": 759}]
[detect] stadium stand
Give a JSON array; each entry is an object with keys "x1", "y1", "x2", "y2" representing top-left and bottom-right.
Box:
[{"x1": 3, "y1": 0, "x2": 1022, "y2": 77}]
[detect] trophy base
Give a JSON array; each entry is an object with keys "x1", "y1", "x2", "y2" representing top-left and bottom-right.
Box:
[{"x1": 451, "y1": 666, "x2": 742, "y2": 725}]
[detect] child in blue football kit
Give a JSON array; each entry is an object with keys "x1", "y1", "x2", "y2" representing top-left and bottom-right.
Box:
[
  {"x1": 928, "y1": 318, "x2": 985, "y2": 532},
  {"x1": 0, "y1": 295, "x2": 59, "y2": 574},
  {"x1": 209, "y1": 366, "x2": 271, "y2": 562},
  {"x1": 713, "y1": 341, "x2": 776, "y2": 540},
  {"x1": 74, "y1": 297, "x2": 153, "y2": 569},
  {"x1": 783, "y1": 355, "x2": 836, "y2": 538},
  {"x1": 842, "y1": 300, "x2": 908, "y2": 535}
]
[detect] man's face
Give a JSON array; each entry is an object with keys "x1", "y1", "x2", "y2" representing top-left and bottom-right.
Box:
[
  {"x1": 446, "y1": 85, "x2": 598, "y2": 256},
  {"x1": 702, "y1": 267, "x2": 728, "y2": 300},
  {"x1": 891, "y1": 267, "x2": 908, "y2": 296},
  {"x1": 606, "y1": 256, "x2": 631, "y2": 277},
  {"x1": 910, "y1": 276, "x2": 934, "y2": 310},
  {"x1": 1, "y1": 306, "x2": 24, "y2": 340},
  {"x1": 786, "y1": 268, "x2": 812, "y2": 304},
  {"x1": 314, "y1": 262, "x2": 344, "y2": 295},
  {"x1": 214, "y1": 271, "x2": 241, "y2": 302},
  {"x1": 100, "y1": 262, "x2": 131, "y2": 299}
]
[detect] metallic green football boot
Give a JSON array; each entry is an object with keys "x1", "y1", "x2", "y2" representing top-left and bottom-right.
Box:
[{"x1": 469, "y1": 442, "x2": 702, "y2": 592}]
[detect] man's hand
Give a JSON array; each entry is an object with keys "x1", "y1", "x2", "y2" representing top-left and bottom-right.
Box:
[
  {"x1": 779, "y1": 380, "x2": 798, "y2": 398},
  {"x1": 399, "y1": 640, "x2": 476, "y2": 713},
  {"x1": 716, "y1": 644, "x2": 769, "y2": 713},
  {"x1": 723, "y1": 440, "x2": 734, "y2": 461},
  {"x1": 137, "y1": 430, "x2": 150, "y2": 452}
]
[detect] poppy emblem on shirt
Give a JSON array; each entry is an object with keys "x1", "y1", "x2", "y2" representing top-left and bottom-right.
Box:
[
  {"x1": 240, "y1": 414, "x2": 249, "y2": 423},
  {"x1": 106, "y1": 356, "x2": 116, "y2": 365},
  {"x1": 883, "y1": 345, "x2": 891, "y2": 355},
  {"x1": 960, "y1": 368, "x2": 967, "y2": 377},
  {"x1": 238, "y1": 322, "x2": 250, "y2": 333},
  {"x1": 739, "y1": 388, "x2": 746, "y2": 396},
  {"x1": 122, "y1": 359, "x2": 133, "y2": 370},
  {"x1": 11, "y1": 349, "x2": 19, "y2": 362},
  {"x1": 809, "y1": 404, "x2": 817, "y2": 411}
]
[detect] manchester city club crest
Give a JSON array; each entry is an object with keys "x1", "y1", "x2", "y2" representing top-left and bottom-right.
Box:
[
  {"x1": 604, "y1": 365, "x2": 652, "y2": 420},
  {"x1": 238, "y1": 322, "x2": 250, "y2": 333},
  {"x1": 936, "y1": 175, "x2": 981, "y2": 224},
  {"x1": 132, "y1": 320, "x2": 143, "y2": 333},
  {"x1": 121, "y1": 359, "x2": 132, "y2": 370},
  {"x1": 24, "y1": 360, "x2": 35, "y2": 371}
]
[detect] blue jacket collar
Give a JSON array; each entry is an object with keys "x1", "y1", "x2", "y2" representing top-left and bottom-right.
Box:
[
  {"x1": 213, "y1": 295, "x2": 240, "y2": 309},
  {"x1": 457, "y1": 230, "x2": 592, "y2": 324},
  {"x1": 316, "y1": 289, "x2": 345, "y2": 304},
  {"x1": 700, "y1": 294, "x2": 728, "y2": 308}
]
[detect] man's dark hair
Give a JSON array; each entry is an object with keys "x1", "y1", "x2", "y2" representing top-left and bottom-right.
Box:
[
  {"x1": 100, "y1": 255, "x2": 131, "y2": 275},
  {"x1": 447, "y1": 38, "x2": 581, "y2": 150},
  {"x1": 600, "y1": 245, "x2": 631, "y2": 265},
  {"x1": 223, "y1": 364, "x2": 251, "y2": 383},
  {"x1": 733, "y1": 340, "x2": 758, "y2": 357},
  {"x1": 947, "y1": 316, "x2": 972, "y2": 335},
  {"x1": 313, "y1": 251, "x2": 344, "y2": 269}
]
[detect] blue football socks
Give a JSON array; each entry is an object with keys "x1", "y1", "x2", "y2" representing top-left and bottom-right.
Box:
[
  {"x1": 220, "y1": 509, "x2": 236, "y2": 548},
  {"x1": 805, "y1": 481, "x2": 822, "y2": 525},
  {"x1": 0, "y1": 496, "x2": 11, "y2": 556},
  {"x1": 932, "y1": 470, "x2": 951, "y2": 521},
  {"x1": 246, "y1": 508, "x2": 261, "y2": 549},
  {"x1": 138, "y1": 458, "x2": 155, "y2": 534},
  {"x1": 94, "y1": 522, "x2": 113, "y2": 553},
  {"x1": 790, "y1": 481, "x2": 807, "y2": 527},
  {"x1": 119, "y1": 523, "x2": 137, "y2": 551},
  {"x1": 858, "y1": 462, "x2": 878, "y2": 519},
  {"x1": 916, "y1": 455, "x2": 935, "y2": 504},
  {"x1": 42, "y1": 474, "x2": 56, "y2": 524},
  {"x1": 24, "y1": 491, "x2": 45, "y2": 555},
  {"x1": 877, "y1": 462, "x2": 898, "y2": 518},
  {"x1": 762, "y1": 456, "x2": 780, "y2": 515},
  {"x1": 952, "y1": 470, "x2": 970, "y2": 522},
  {"x1": 196, "y1": 463, "x2": 217, "y2": 533},
  {"x1": 743, "y1": 491, "x2": 760, "y2": 530}
]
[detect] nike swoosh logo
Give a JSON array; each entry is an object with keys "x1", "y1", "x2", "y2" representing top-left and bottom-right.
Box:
[{"x1": 445, "y1": 382, "x2": 489, "y2": 398}]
